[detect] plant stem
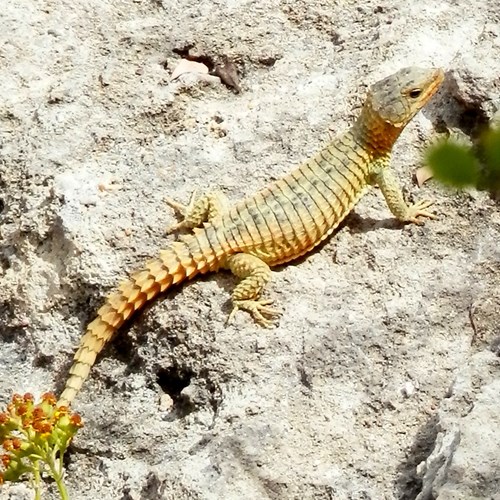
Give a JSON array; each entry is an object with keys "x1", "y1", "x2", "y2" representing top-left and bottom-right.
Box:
[
  {"x1": 31, "y1": 460, "x2": 42, "y2": 500},
  {"x1": 47, "y1": 455, "x2": 69, "y2": 500}
]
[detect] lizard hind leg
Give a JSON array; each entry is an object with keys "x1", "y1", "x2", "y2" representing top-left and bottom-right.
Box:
[
  {"x1": 225, "y1": 253, "x2": 280, "y2": 328},
  {"x1": 165, "y1": 190, "x2": 229, "y2": 233}
]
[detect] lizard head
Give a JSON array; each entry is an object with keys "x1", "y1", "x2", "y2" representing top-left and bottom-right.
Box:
[{"x1": 368, "y1": 66, "x2": 444, "y2": 129}]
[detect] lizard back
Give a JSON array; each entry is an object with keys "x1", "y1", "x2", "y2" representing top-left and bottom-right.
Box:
[{"x1": 218, "y1": 130, "x2": 373, "y2": 266}]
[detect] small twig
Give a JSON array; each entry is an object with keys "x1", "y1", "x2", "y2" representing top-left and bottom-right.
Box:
[{"x1": 469, "y1": 302, "x2": 479, "y2": 345}]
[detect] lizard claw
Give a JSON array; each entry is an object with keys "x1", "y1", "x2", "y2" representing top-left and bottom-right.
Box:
[
  {"x1": 227, "y1": 299, "x2": 281, "y2": 328},
  {"x1": 165, "y1": 189, "x2": 199, "y2": 215},
  {"x1": 406, "y1": 199, "x2": 437, "y2": 225},
  {"x1": 165, "y1": 197, "x2": 187, "y2": 214},
  {"x1": 165, "y1": 198, "x2": 186, "y2": 234},
  {"x1": 165, "y1": 189, "x2": 199, "y2": 234}
]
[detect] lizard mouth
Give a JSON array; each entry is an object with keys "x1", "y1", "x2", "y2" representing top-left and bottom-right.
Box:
[{"x1": 423, "y1": 68, "x2": 445, "y2": 101}]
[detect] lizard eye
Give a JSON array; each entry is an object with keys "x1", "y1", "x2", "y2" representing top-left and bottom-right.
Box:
[{"x1": 408, "y1": 88, "x2": 422, "y2": 99}]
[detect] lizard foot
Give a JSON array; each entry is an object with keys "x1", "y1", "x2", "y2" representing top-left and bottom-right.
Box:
[
  {"x1": 406, "y1": 199, "x2": 437, "y2": 225},
  {"x1": 227, "y1": 299, "x2": 280, "y2": 328},
  {"x1": 165, "y1": 189, "x2": 199, "y2": 234}
]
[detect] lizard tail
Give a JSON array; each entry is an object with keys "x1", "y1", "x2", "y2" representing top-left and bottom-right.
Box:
[{"x1": 58, "y1": 229, "x2": 224, "y2": 406}]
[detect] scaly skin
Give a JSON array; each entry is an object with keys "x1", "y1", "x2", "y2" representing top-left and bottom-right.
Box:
[{"x1": 58, "y1": 66, "x2": 444, "y2": 406}]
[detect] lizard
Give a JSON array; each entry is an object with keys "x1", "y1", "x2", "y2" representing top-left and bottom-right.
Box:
[{"x1": 57, "y1": 66, "x2": 444, "y2": 406}]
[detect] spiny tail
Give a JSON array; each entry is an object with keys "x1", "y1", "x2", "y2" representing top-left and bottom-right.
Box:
[{"x1": 58, "y1": 227, "x2": 225, "y2": 406}]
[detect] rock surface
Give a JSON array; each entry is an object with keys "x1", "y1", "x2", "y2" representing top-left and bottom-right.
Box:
[{"x1": 0, "y1": 0, "x2": 499, "y2": 499}]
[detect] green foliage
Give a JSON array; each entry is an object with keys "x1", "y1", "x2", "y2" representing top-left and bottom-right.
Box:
[
  {"x1": 480, "y1": 128, "x2": 500, "y2": 193},
  {"x1": 0, "y1": 393, "x2": 83, "y2": 500},
  {"x1": 426, "y1": 127, "x2": 500, "y2": 196},
  {"x1": 426, "y1": 141, "x2": 480, "y2": 187}
]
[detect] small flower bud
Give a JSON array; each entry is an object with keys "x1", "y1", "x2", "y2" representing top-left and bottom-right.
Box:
[
  {"x1": 32, "y1": 407, "x2": 45, "y2": 421},
  {"x1": 70, "y1": 414, "x2": 83, "y2": 428},
  {"x1": 23, "y1": 394, "x2": 34, "y2": 403},
  {"x1": 16, "y1": 404, "x2": 29, "y2": 416},
  {"x1": 11, "y1": 394, "x2": 23, "y2": 405},
  {"x1": 32, "y1": 421, "x2": 53, "y2": 435},
  {"x1": 40, "y1": 393, "x2": 56, "y2": 406},
  {"x1": 2, "y1": 440, "x2": 13, "y2": 451},
  {"x1": 1, "y1": 454, "x2": 10, "y2": 467},
  {"x1": 55, "y1": 406, "x2": 69, "y2": 417}
]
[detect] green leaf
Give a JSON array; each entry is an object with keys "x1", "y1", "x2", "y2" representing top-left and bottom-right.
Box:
[
  {"x1": 482, "y1": 128, "x2": 500, "y2": 174},
  {"x1": 426, "y1": 141, "x2": 480, "y2": 188}
]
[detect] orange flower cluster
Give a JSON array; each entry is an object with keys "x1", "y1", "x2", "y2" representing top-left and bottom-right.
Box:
[{"x1": 0, "y1": 392, "x2": 83, "y2": 485}]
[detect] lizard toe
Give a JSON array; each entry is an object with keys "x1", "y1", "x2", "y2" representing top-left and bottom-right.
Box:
[
  {"x1": 406, "y1": 199, "x2": 437, "y2": 224},
  {"x1": 229, "y1": 299, "x2": 281, "y2": 327}
]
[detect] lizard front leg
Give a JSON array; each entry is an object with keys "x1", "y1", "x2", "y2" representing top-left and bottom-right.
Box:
[
  {"x1": 225, "y1": 253, "x2": 280, "y2": 327},
  {"x1": 166, "y1": 190, "x2": 229, "y2": 233},
  {"x1": 372, "y1": 167, "x2": 436, "y2": 224}
]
